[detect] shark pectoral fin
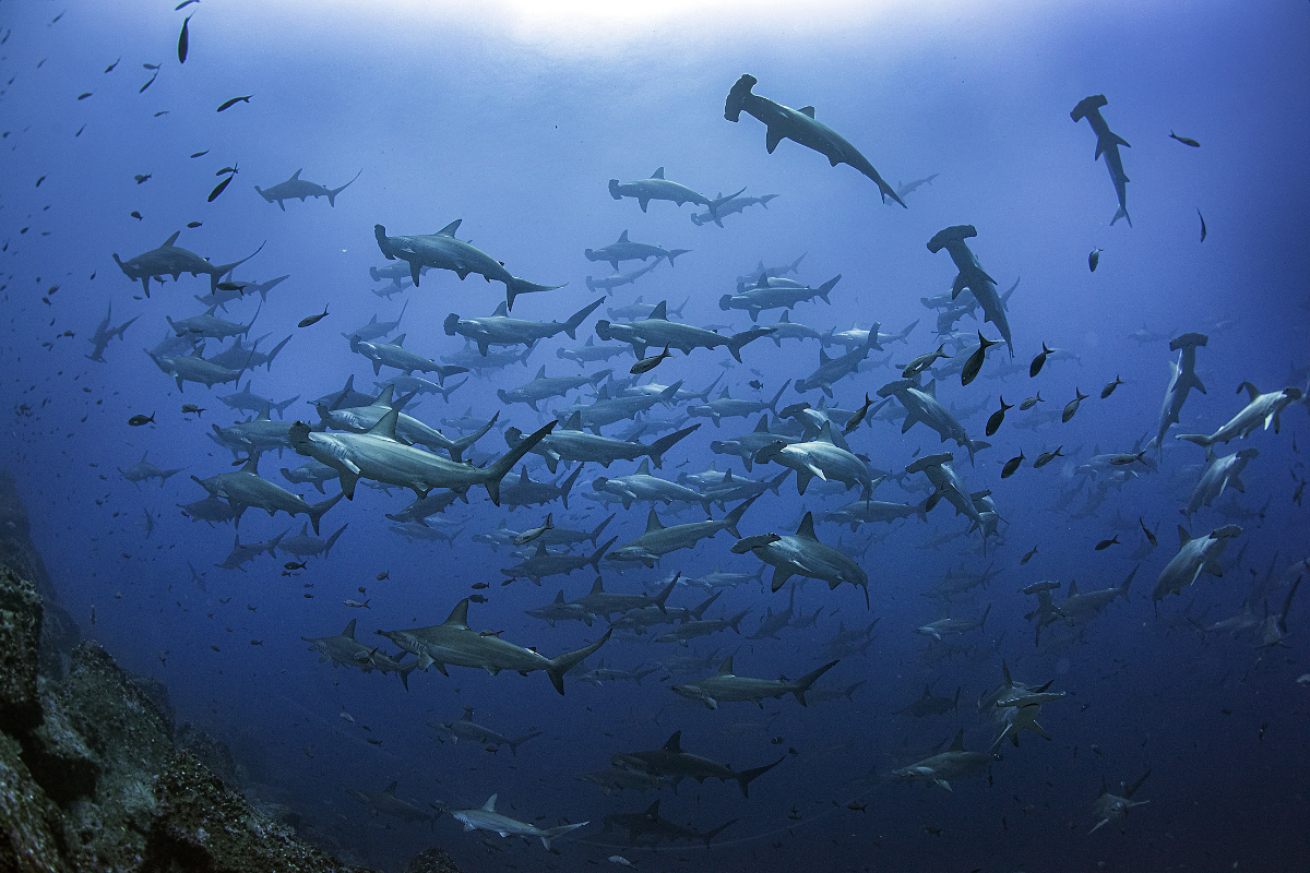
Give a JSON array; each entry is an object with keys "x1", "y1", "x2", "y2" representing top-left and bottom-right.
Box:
[
  {"x1": 935, "y1": 779, "x2": 952, "y2": 791},
  {"x1": 765, "y1": 126, "x2": 784, "y2": 154},
  {"x1": 771, "y1": 566, "x2": 793, "y2": 592}
]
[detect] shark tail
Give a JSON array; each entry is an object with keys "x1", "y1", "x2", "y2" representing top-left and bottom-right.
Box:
[
  {"x1": 792, "y1": 659, "x2": 840, "y2": 706},
  {"x1": 483, "y1": 421, "x2": 557, "y2": 505},
  {"x1": 587, "y1": 536, "x2": 618, "y2": 573},
  {"x1": 1175, "y1": 433, "x2": 1213, "y2": 449},
  {"x1": 322, "y1": 523, "x2": 348, "y2": 557},
  {"x1": 326, "y1": 168, "x2": 363, "y2": 207},
  {"x1": 588, "y1": 513, "x2": 616, "y2": 547},
  {"x1": 558, "y1": 466, "x2": 582, "y2": 510},
  {"x1": 449, "y1": 411, "x2": 499, "y2": 463},
  {"x1": 546, "y1": 629, "x2": 612, "y2": 695},
  {"x1": 722, "y1": 495, "x2": 758, "y2": 539},
  {"x1": 508, "y1": 731, "x2": 543, "y2": 756},
  {"x1": 539, "y1": 821, "x2": 588, "y2": 851},
  {"x1": 564, "y1": 298, "x2": 605, "y2": 340},
  {"x1": 665, "y1": 249, "x2": 691, "y2": 267},
  {"x1": 1112, "y1": 203, "x2": 1132, "y2": 227},
  {"x1": 735, "y1": 755, "x2": 783, "y2": 798},
  {"x1": 209, "y1": 241, "x2": 266, "y2": 291},
  {"x1": 396, "y1": 658, "x2": 419, "y2": 691},
  {"x1": 264, "y1": 335, "x2": 292, "y2": 370},
  {"x1": 307, "y1": 492, "x2": 345, "y2": 535},
  {"x1": 765, "y1": 380, "x2": 791, "y2": 416},
  {"x1": 505, "y1": 277, "x2": 566, "y2": 312},
  {"x1": 647, "y1": 424, "x2": 700, "y2": 469},
  {"x1": 816, "y1": 274, "x2": 841, "y2": 303},
  {"x1": 726, "y1": 327, "x2": 771, "y2": 363},
  {"x1": 702, "y1": 819, "x2": 738, "y2": 847}
]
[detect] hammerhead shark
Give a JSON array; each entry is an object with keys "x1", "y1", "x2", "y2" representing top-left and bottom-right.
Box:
[
  {"x1": 113, "y1": 231, "x2": 264, "y2": 297},
  {"x1": 255, "y1": 168, "x2": 362, "y2": 210},
  {"x1": 724, "y1": 74, "x2": 905, "y2": 207},
  {"x1": 1071, "y1": 94, "x2": 1131, "y2": 226}
]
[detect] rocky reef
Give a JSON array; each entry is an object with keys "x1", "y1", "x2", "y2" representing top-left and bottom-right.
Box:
[{"x1": 0, "y1": 473, "x2": 460, "y2": 873}]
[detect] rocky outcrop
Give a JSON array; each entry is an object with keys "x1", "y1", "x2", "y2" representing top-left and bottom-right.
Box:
[{"x1": 0, "y1": 472, "x2": 464, "y2": 873}]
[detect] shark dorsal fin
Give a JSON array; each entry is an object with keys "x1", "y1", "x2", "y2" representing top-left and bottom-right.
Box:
[
  {"x1": 662, "y1": 731, "x2": 683, "y2": 753},
  {"x1": 481, "y1": 793, "x2": 497, "y2": 811},
  {"x1": 437, "y1": 219, "x2": 462, "y2": 237},
  {"x1": 534, "y1": 365, "x2": 547, "y2": 380},
  {"x1": 342, "y1": 618, "x2": 357, "y2": 638},
  {"x1": 257, "y1": 403, "x2": 271, "y2": 421},
  {"x1": 780, "y1": 311, "x2": 791, "y2": 323},
  {"x1": 163, "y1": 231, "x2": 181, "y2": 247},
  {"x1": 799, "y1": 106, "x2": 816, "y2": 118},
  {"x1": 816, "y1": 421, "x2": 835, "y2": 444},
  {"x1": 1068, "y1": 579, "x2": 1079, "y2": 596},
  {"x1": 564, "y1": 411, "x2": 583, "y2": 431},
  {"x1": 922, "y1": 683, "x2": 932, "y2": 698},
  {"x1": 240, "y1": 453, "x2": 261, "y2": 474},
  {"x1": 534, "y1": 541, "x2": 547, "y2": 556},
  {"x1": 753, "y1": 415, "x2": 770, "y2": 433},
  {"x1": 492, "y1": 302, "x2": 509, "y2": 317},
  {"x1": 461, "y1": 707, "x2": 473, "y2": 721},
  {"x1": 636, "y1": 458, "x2": 652, "y2": 476},
  {"x1": 722, "y1": 469, "x2": 734, "y2": 483},
  {"x1": 617, "y1": 230, "x2": 630, "y2": 243},
  {"x1": 391, "y1": 333, "x2": 406, "y2": 347},
  {"x1": 382, "y1": 780, "x2": 397, "y2": 794},
  {"x1": 649, "y1": 301, "x2": 668, "y2": 321},
  {"x1": 584, "y1": 336, "x2": 595, "y2": 346},
  {"x1": 796, "y1": 512, "x2": 818, "y2": 541},
  {"x1": 1002, "y1": 659, "x2": 1013, "y2": 688},
  {"x1": 949, "y1": 729, "x2": 965, "y2": 752},
  {"x1": 717, "y1": 656, "x2": 735, "y2": 675},
  {"x1": 553, "y1": 590, "x2": 566, "y2": 603},
  {"x1": 719, "y1": 386, "x2": 731, "y2": 399},
  {"x1": 651, "y1": 167, "x2": 665, "y2": 179},
  {"x1": 645, "y1": 799, "x2": 660, "y2": 816},
  {"x1": 1178, "y1": 525, "x2": 1192, "y2": 548},
  {"x1": 645, "y1": 507, "x2": 665, "y2": 534},
  {"x1": 372, "y1": 385, "x2": 396, "y2": 407},
  {"x1": 589, "y1": 577, "x2": 605, "y2": 594},
  {"x1": 818, "y1": 348, "x2": 831, "y2": 365},
  {"x1": 443, "y1": 599, "x2": 470, "y2": 628},
  {"x1": 518, "y1": 467, "x2": 530, "y2": 483},
  {"x1": 368, "y1": 408, "x2": 401, "y2": 441},
  {"x1": 289, "y1": 168, "x2": 303, "y2": 180}
]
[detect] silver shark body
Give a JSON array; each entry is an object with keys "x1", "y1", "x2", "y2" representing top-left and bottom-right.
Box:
[
  {"x1": 1153, "y1": 524, "x2": 1242, "y2": 601},
  {"x1": 732, "y1": 512, "x2": 869, "y2": 603},
  {"x1": 671, "y1": 655, "x2": 838, "y2": 710},
  {"x1": 445, "y1": 298, "x2": 603, "y2": 355},
  {"x1": 448, "y1": 793, "x2": 586, "y2": 850},
  {"x1": 611, "y1": 730, "x2": 783, "y2": 797},
  {"x1": 595, "y1": 299, "x2": 773, "y2": 363},
  {"x1": 112, "y1": 231, "x2": 263, "y2": 297},
  {"x1": 255, "y1": 167, "x2": 361, "y2": 209}
]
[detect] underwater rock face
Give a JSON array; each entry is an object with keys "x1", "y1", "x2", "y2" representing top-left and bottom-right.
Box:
[
  {"x1": 403, "y1": 848, "x2": 464, "y2": 873},
  {"x1": 0, "y1": 566, "x2": 43, "y2": 735}
]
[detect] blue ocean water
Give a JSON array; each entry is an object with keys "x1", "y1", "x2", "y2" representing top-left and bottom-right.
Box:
[{"x1": 2, "y1": 1, "x2": 1308, "y2": 870}]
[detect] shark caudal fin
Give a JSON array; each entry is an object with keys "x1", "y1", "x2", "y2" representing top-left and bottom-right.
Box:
[
  {"x1": 538, "y1": 821, "x2": 588, "y2": 851},
  {"x1": 588, "y1": 537, "x2": 618, "y2": 572},
  {"x1": 792, "y1": 660, "x2": 840, "y2": 706},
  {"x1": 665, "y1": 249, "x2": 692, "y2": 267},
  {"x1": 505, "y1": 277, "x2": 566, "y2": 312},
  {"x1": 563, "y1": 298, "x2": 605, "y2": 339},
  {"x1": 1175, "y1": 432, "x2": 1214, "y2": 449},
  {"x1": 307, "y1": 492, "x2": 345, "y2": 535},
  {"x1": 484, "y1": 421, "x2": 557, "y2": 505},
  {"x1": 722, "y1": 495, "x2": 759, "y2": 539},
  {"x1": 326, "y1": 168, "x2": 363, "y2": 207},
  {"x1": 508, "y1": 731, "x2": 542, "y2": 756},
  {"x1": 589, "y1": 513, "x2": 616, "y2": 546},
  {"x1": 647, "y1": 424, "x2": 700, "y2": 469},
  {"x1": 735, "y1": 755, "x2": 784, "y2": 798},
  {"x1": 546, "y1": 629, "x2": 612, "y2": 695},
  {"x1": 209, "y1": 241, "x2": 266, "y2": 291},
  {"x1": 727, "y1": 326, "x2": 772, "y2": 362},
  {"x1": 449, "y1": 411, "x2": 500, "y2": 463}
]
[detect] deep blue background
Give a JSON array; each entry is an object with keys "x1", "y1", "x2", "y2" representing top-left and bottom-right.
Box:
[{"x1": 2, "y1": 2, "x2": 1308, "y2": 870}]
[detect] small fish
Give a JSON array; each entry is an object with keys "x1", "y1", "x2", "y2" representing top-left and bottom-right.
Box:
[
  {"x1": 139, "y1": 71, "x2": 159, "y2": 93},
  {"x1": 1198, "y1": 209, "x2": 1207, "y2": 243},
  {"x1": 181, "y1": 404, "x2": 205, "y2": 417},
  {"x1": 186, "y1": 221, "x2": 202, "y2": 228},
  {"x1": 513, "y1": 513, "x2": 554, "y2": 546},
  {"x1": 175, "y1": 0, "x2": 200, "y2": 9},
  {"x1": 468, "y1": 594, "x2": 488, "y2": 603},
  {"x1": 75, "y1": 124, "x2": 86, "y2": 137},
  {"x1": 154, "y1": 110, "x2": 169, "y2": 117},
  {"x1": 376, "y1": 571, "x2": 389, "y2": 581},
  {"x1": 1030, "y1": 342, "x2": 1052, "y2": 378},
  {"x1": 207, "y1": 174, "x2": 233, "y2": 202},
  {"x1": 284, "y1": 561, "x2": 306, "y2": 571},
  {"x1": 846, "y1": 801, "x2": 867, "y2": 813},
  {"x1": 608, "y1": 856, "x2": 633, "y2": 867},
  {"x1": 630, "y1": 344, "x2": 672, "y2": 375},
  {"x1": 1108, "y1": 450, "x2": 1147, "y2": 467},
  {"x1": 1088, "y1": 247, "x2": 1102, "y2": 272},
  {"x1": 178, "y1": 15, "x2": 191, "y2": 64},
  {"x1": 250, "y1": 640, "x2": 263, "y2": 646},
  {"x1": 35, "y1": 175, "x2": 46, "y2": 187},
  {"x1": 215, "y1": 281, "x2": 246, "y2": 292},
  {"x1": 471, "y1": 582, "x2": 489, "y2": 589},
  {"x1": 961, "y1": 331, "x2": 998, "y2": 386},
  {"x1": 215, "y1": 164, "x2": 239, "y2": 176},
  {"x1": 924, "y1": 826, "x2": 942, "y2": 837},
  {"x1": 344, "y1": 599, "x2": 371, "y2": 609},
  {"x1": 1170, "y1": 131, "x2": 1201, "y2": 147},
  {"x1": 77, "y1": 92, "x2": 92, "y2": 100},
  {"x1": 366, "y1": 738, "x2": 381, "y2": 746},
  {"x1": 190, "y1": 150, "x2": 209, "y2": 158},
  {"x1": 1101, "y1": 376, "x2": 1124, "y2": 399},
  {"x1": 105, "y1": 58, "x2": 120, "y2": 73},
  {"x1": 902, "y1": 343, "x2": 950, "y2": 378},
  {"x1": 844, "y1": 393, "x2": 874, "y2": 434},
  {"x1": 143, "y1": 62, "x2": 161, "y2": 70},
  {"x1": 748, "y1": 379, "x2": 763, "y2": 390},
  {"x1": 1020, "y1": 545, "x2": 1038, "y2": 565},
  {"x1": 298, "y1": 306, "x2": 329, "y2": 328},
  {"x1": 1061, "y1": 388, "x2": 1088, "y2": 423},
  {"x1": 1001, "y1": 451, "x2": 1025, "y2": 479},
  {"x1": 985, "y1": 396, "x2": 1013, "y2": 437},
  {"x1": 1033, "y1": 446, "x2": 1064, "y2": 469},
  {"x1": 1139, "y1": 516, "x2": 1158, "y2": 547},
  {"x1": 130, "y1": 211, "x2": 144, "y2": 221},
  {"x1": 1095, "y1": 535, "x2": 1120, "y2": 551},
  {"x1": 1019, "y1": 392, "x2": 1043, "y2": 411},
  {"x1": 134, "y1": 174, "x2": 151, "y2": 184},
  {"x1": 216, "y1": 95, "x2": 253, "y2": 112},
  {"x1": 128, "y1": 413, "x2": 155, "y2": 426}
]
